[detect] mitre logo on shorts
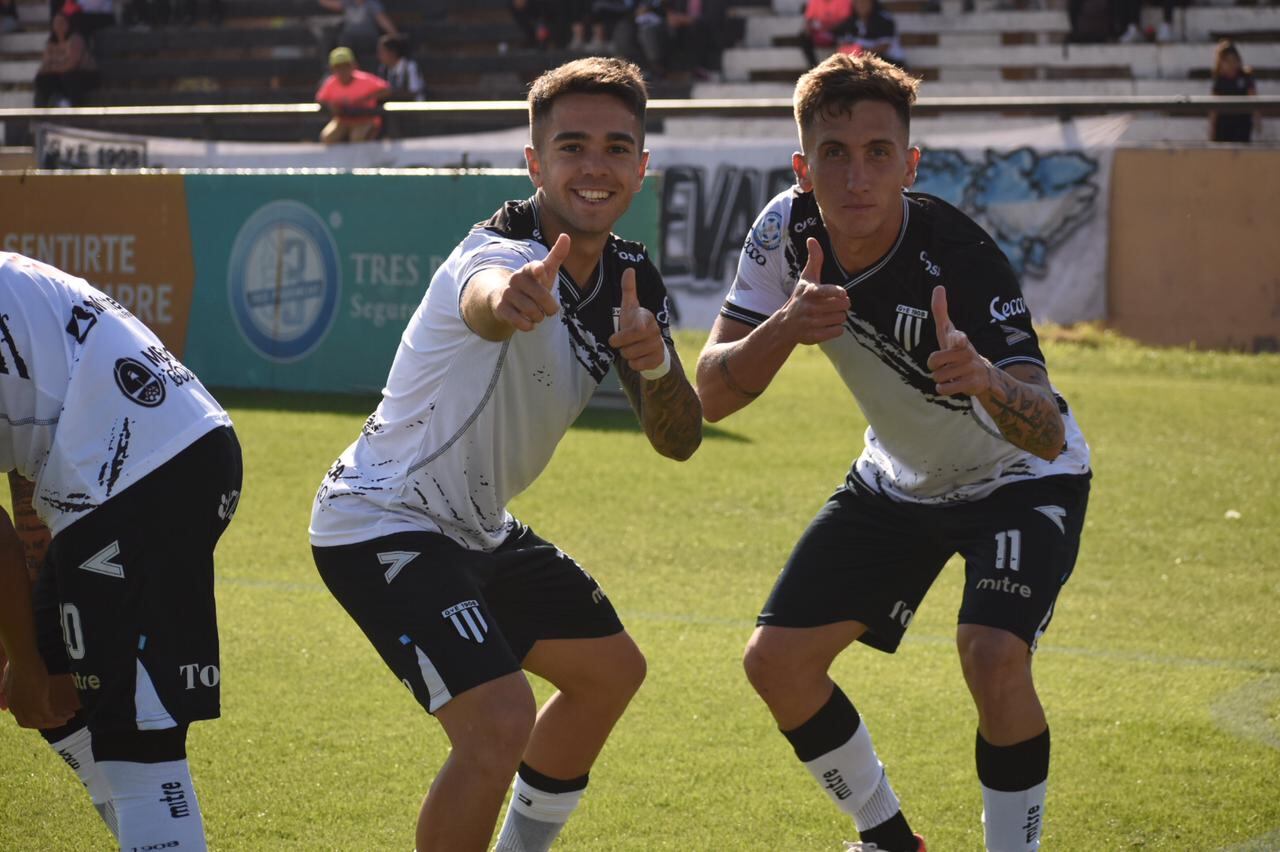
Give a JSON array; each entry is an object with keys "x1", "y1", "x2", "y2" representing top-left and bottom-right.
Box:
[
  {"x1": 442, "y1": 600, "x2": 489, "y2": 643},
  {"x1": 227, "y1": 200, "x2": 341, "y2": 363},
  {"x1": 113, "y1": 358, "x2": 166, "y2": 407}
]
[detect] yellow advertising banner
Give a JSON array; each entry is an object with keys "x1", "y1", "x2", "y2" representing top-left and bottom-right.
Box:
[{"x1": 0, "y1": 174, "x2": 196, "y2": 355}]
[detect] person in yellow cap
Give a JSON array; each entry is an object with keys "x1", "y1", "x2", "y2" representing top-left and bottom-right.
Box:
[{"x1": 315, "y1": 45, "x2": 390, "y2": 144}]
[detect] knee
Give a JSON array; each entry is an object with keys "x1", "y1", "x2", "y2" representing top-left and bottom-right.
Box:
[
  {"x1": 957, "y1": 627, "x2": 1031, "y2": 699},
  {"x1": 587, "y1": 636, "x2": 647, "y2": 707},
  {"x1": 743, "y1": 632, "x2": 796, "y2": 698},
  {"x1": 613, "y1": 639, "x2": 647, "y2": 698},
  {"x1": 446, "y1": 681, "x2": 536, "y2": 773}
]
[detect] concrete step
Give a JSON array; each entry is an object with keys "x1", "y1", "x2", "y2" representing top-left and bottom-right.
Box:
[
  {"x1": 0, "y1": 59, "x2": 38, "y2": 84},
  {"x1": 720, "y1": 41, "x2": 1280, "y2": 81},
  {"x1": 692, "y1": 76, "x2": 1280, "y2": 98},
  {"x1": 0, "y1": 89, "x2": 34, "y2": 108},
  {"x1": 744, "y1": 10, "x2": 1069, "y2": 47},
  {"x1": 0, "y1": 30, "x2": 48, "y2": 54}
]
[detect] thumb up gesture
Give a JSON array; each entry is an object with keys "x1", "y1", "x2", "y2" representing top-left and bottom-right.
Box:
[
  {"x1": 608, "y1": 267, "x2": 669, "y2": 379},
  {"x1": 926, "y1": 285, "x2": 993, "y2": 397}
]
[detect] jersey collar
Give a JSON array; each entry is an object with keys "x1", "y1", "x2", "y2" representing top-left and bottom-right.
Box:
[
  {"x1": 831, "y1": 195, "x2": 911, "y2": 290},
  {"x1": 529, "y1": 196, "x2": 606, "y2": 312}
]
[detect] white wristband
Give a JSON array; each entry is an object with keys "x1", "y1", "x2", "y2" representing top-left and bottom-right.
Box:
[{"x1": 640, "y1": 345, "x2": 671, "y2": 381}]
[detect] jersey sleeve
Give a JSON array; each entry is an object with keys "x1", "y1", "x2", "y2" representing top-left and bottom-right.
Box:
[
  {"x1": 449, "y1": 231, "x2": 544, "y2": 325},
  {"x1": 945, "y1": 244, "x2": 1045, "y2": 370},
  {"x1": 720, "y1": 194, "x2": 795, "y2": 329},
  {"x1": 456, "y1": 233, "x2": 541, "y2": 290}
]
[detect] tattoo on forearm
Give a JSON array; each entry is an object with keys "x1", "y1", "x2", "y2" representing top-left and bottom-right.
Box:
[
  {"x1": 8, "y1": 472, "x2": 51, "y2": 580},
  {"x1": 618, "y1": 349, "x2": 703, "y2": 460},
  {"x1": 985, "y1": 369, "x2": 1065, "y2": 459},
  {"x1": 717, "y1": 350, "x2": 763, "y2": 399}
]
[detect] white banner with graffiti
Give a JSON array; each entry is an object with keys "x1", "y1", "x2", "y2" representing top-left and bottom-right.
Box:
[
  {"x1": 643, "y1": 116, "x2": 1125, "y2": 328},
  {"x1": 37, "y1": 116, "x2": 1125, "y2": 327}
]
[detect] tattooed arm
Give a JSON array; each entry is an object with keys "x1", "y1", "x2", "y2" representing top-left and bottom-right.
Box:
[
  {"x1": 927, "y1": 286, "x2": 1064, "y2": 461},
  {"x1": 9, "y1": 472, "x2": 51, "y2": 583},
  {"x1": 608, "y1": 268, "x2": 702, "y2": 461},
  {"x1": 615, "y1": 348, "x2": 703, "y2": 461},
  {"x1": 975, "y1": 365, "x2": 1065, "y2": 461}
]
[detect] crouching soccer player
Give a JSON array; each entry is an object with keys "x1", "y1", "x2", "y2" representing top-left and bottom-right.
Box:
[
  {"x1": 696, "y1": 53, "x2": 1091, "y2": 850},
  {"x1": 309, "y1": 58, "x2": 702, "y2": 852},
  {"x1": 0, "y1": 252, "x2": 242, "y2": 850}
]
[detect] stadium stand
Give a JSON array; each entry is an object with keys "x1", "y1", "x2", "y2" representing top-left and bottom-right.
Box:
[
  {"x1": 703, "y1": 0, "x2": 1280, "y2": 97},
  {"x1": 0, "y1": 0, "x2": 1275, "y2": 140}
]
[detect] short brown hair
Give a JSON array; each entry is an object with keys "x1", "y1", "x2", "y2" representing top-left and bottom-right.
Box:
[
  {"x1": 528, "y1": 57, "x2": 649, "y2": 147},
  {"x1": 793, "y1": 52, "x2": 920, "y2": 141},
  {"x1": 1212, "y1": 39, "x2": 1250, "y2": 80}
]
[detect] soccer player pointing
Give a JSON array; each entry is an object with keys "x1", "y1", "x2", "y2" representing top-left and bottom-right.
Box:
[
  {"x1": 310, "y1": 57, "x2": 701, "y2": 852},
  {"x1": 696, "y1": 52, "x2": 1090, "y2": 851}
]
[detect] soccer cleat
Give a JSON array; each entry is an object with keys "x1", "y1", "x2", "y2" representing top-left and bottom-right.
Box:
[{"x1": 842, "y1": 835, "x2": 927, "y2": 851}]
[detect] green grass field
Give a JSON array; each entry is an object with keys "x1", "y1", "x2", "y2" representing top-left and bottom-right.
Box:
[{"x1": 2, "y1": 331, "x2": 1278, "y2": 850}]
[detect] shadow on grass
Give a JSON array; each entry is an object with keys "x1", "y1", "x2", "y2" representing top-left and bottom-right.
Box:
[
  {"x1": 214, "y1": 387, "x2": 380, "y2": 416},
  {"x1": 216, "y1": 387, "x2": 749, "y2": 443},
  {"x1": 571, "y1": 405, "x2": 748, "y2": 443}
]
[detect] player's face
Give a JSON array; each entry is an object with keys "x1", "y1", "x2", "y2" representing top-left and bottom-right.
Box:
[
  {"x1": 795, "y1": 100, "x2": 920, "y2": 259},
  {"x1": 526, "y1": 93, "x2": 649, "y2": 242}
]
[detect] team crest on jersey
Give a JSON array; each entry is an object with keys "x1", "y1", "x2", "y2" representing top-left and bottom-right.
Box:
[
  {"x1": 752, "y1": 211, "x2": 784, "y2": 250},
  {"x1": 893, "y1": 305, "x2": 928, "y2": 350},
  {"x1": 113, "y1": 357, "x2": 166, "y2": 407},
  {"x1": 443, "y1": 600, "x2": 489, "y2": 643}
]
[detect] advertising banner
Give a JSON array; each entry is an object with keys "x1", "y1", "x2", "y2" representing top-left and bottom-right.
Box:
[
  {"x1": 0, "y1": 173, "x2": 196, "y2": 353},
  {"x1": 37, "y1": 117, "x2": 1122, "y2": 329},
  {"x1": 180, "y1": 172, "x2": 660, "y2": 392}
]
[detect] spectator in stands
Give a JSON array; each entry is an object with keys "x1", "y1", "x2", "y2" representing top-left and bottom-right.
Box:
[
  {"x1": 569, "y1": 0, "x2": 633, "y2": 54},
  {"x1": 1066, "y1": 0, "x2": 1110, "y2": 43},
  {"x1": 511, "y1": 0, "x2": 574, "y2": 49},
  {"x1": 376, "y1": 33, "x2": 424, "y2": 101},
  {"x1": 320, "y1": 0, "x2": 398, "y2": 71},
  {"x1": 1209, "y1": 39, "x2": 1258, "y2": 144},
  {"x1": 69, "y1": 0, "x2": 116, "y2": 39},
  {"x1": 1, "y1": 0, "x2": 22, "y2": 34},
  {"x1": 636, "y1": 0, "x2": 723, "y2": 79},
  {"x1": 800, "y1": 0, "x2": 852, "y2": 69},
  {"x1": 834, "y1": 0, "x2": 906, "y2": 68},
  {"x1": 317, "y1": 45, "x2": 389, "y2": 144},
  {"x1": 33, "y1": 11, "x2": 98, "y2": 107}
]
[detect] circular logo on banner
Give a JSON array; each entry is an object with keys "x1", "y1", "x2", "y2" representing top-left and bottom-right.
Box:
[
  {"x1": 114, "y1": 357, "x2": 166, "y2": 407},
  {"x1": 227, "y1": 200, "x2": 341, "y2": 363}
]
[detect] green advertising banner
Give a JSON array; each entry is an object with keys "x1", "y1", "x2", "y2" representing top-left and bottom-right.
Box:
[{"x1": 183, "y1": 172, "x2": 660, "y2": 393}]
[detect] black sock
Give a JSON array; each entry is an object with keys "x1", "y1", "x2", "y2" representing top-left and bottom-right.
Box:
[{"x1": 859, "y1": 810, "x2": 917, "y2": 850}]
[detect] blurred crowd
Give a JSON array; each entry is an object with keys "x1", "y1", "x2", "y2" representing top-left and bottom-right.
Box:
[{"x1": 10, "y1": 0, "x2": 1261, "y2": 147}]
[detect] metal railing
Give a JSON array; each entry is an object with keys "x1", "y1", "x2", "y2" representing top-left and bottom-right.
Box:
[{"x1": 1, "y1": 95, "x2": 1275, "y2": 147}]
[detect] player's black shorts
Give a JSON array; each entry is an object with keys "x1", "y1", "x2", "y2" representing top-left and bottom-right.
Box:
[
  {"x1": 34, "y1": 426, "x2": 242, "y2": 731},
  {"x1": 312, "y1": 524, "x2": 624, "y2": 714},
  {"x1": 758, "y1": 473, "x2": 1090, "y2": 653}
]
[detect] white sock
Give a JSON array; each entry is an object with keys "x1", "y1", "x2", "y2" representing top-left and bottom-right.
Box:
[
  {"x1": 981, "y1": 780, "x2": 1047, "y2": 851},
  {"x1": 801, "y1": 721, "x2": 900, "y2": 827},
  {"x1": 492, "y1": 770, "x2": 586, "y2": 852},
  {"x1": 97, "y1": 758, "x2": 208, "y2": 851},
  {"x1": 48, "y1": 726, "x2": 118, "y2": 838}
]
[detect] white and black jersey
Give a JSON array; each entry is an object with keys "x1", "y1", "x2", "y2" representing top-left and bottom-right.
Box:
[
  {"x1": 310, "y1": 198, "x2": 674, "y2": 552},
  {"x1": 0, "y1": 253, "x2": 232, "y2": 535},
  {"x1": 723, "y1": 189, "x2": 1090, "y2": 504}
]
